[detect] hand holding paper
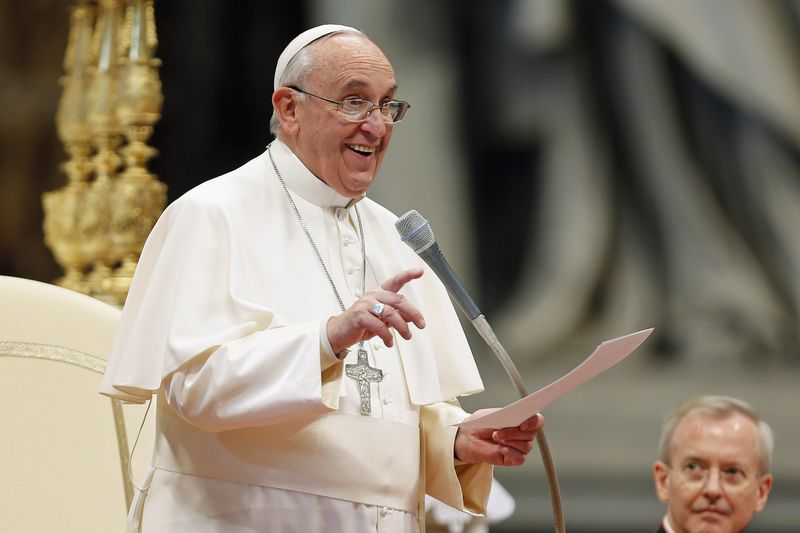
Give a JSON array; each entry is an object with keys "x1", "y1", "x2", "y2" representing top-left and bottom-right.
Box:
[
  {"x1": 454, "y1": 412, "x2": 544, "y2": 466},
  {"x1": 457, "y1": 328, "x2": 654, "y2": 430}
]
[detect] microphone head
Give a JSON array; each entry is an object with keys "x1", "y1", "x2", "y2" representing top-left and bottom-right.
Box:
[{"x1": 395, "y1": 210, "x2": 436, "y2": 253}]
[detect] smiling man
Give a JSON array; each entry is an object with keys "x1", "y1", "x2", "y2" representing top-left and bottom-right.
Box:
[
  {"x1": 101, "y1": 25, "x2": 543, "y2": 533},
  {"x1": 652, "y1": 396, "x2": 774, "y2": 533}
]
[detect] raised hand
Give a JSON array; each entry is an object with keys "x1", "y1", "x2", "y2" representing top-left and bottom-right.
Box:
[{"x1": 327, "y1": 268, "x2": 427, "y2": 354}]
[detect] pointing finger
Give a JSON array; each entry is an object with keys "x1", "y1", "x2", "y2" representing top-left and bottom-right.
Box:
[{"x1": 380, "y1": 268, "x2": 423, "y2": 292}]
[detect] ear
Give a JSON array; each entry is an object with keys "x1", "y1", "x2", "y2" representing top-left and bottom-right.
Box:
[
  {"x1": 272, "y1": 87, "x2": 300, "y2": 136},
  {"x1": 653, "y1": 460, "x2": 671, "y2": 503},
  {"x1": 754, "y1": 473, "x2": 773, "y2": 513}
]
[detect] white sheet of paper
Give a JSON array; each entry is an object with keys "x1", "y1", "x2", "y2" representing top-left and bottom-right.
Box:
[{"x1": 457, "y1": 328, "x2": 653, "y2": 429}]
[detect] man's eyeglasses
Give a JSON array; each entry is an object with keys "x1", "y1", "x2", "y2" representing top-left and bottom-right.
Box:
[
  {"x1": 671, "y1": 461, "x2": 758, "y2": 492},
  {"x1": 288, "y1": 86, "x2": 410, "y2": 124}
]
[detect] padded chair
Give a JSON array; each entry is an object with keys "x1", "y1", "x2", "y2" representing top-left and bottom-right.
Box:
[{"x1": 0, "y1": 275, "x2": 154, "y2": 532}]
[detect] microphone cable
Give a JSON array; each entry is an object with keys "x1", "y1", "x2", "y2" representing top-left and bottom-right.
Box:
[{"x1": 472, "y1": 315, "x2": 565, "y2": 533}]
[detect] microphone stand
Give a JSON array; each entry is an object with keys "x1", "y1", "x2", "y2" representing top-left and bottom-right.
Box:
[
  {"x1": 472, "y1": 315, "x2": 566, "y2": 533},
  {"x1": 394, "y1": 210, "x2": 564, "y2": 532}
]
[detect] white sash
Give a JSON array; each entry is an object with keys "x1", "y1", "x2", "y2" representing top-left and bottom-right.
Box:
[{"x1": 151, "y1": 396, "x2": 421, "y2": 513}]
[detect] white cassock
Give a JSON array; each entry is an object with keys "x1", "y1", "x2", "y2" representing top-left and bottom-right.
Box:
[{"x1": 100, "y1": 139, "x2": 493, "y2": 532}]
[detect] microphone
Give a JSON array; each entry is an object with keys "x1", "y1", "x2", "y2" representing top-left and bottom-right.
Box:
[{"x1": 394, "y1": 210, "x2": 481, "y2": 320}]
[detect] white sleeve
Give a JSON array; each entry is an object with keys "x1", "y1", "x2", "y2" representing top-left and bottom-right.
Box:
[{"x1": 163, "y1": 319, "x2": 345, "y2": 433}]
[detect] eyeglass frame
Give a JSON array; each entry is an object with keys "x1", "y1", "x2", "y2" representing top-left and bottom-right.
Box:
[
  {"x1": 667, "y1": 460, "x2": 764, "y2": 491},
  {"x1": 287, "y1": 85, "x2": 411, "y2": 124}
]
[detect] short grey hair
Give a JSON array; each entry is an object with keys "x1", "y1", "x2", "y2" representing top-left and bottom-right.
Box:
[
  {"x1": 269, "y1": 29, "x2": 363, "y2": 138},
  {"x1": 657, "y1": 395, "x2": 774, "y2": 474}
]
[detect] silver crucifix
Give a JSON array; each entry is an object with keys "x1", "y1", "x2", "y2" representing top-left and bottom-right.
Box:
[{"x1": 345, "y1": 345, "x2": 383, "y2": 414}]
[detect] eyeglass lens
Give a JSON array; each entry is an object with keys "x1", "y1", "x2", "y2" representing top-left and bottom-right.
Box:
[
  {"x1": 341, "y1": 99, "x2": 407, "y2": 123},
  {"x1": 678, "y1": 463, "x2": 752, "y2": 490}
]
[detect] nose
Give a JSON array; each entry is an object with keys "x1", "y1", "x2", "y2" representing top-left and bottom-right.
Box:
[
  {"x1": 361, "y1": 107, "x2": 387, "y2": 136},
  {"x1": 702, "y1": 469, "x2": 723, "y2": 498}
]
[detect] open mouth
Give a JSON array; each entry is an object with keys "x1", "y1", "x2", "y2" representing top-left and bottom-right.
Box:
[{"x1": 347, "y1": 144, "x2": 376, "y2": 157}]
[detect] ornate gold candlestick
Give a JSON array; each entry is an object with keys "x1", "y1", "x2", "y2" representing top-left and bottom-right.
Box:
[
  {"x1": 107, "y1": 0, "x2": 166, "y2": 304},
  {"x1": 84, "y1": 0, "x2": 126, "y2": 303},
  {"x1": 45, "y1": 0, "x2": 167, "y2": 306},
  {"x1": 43, "y1": 1, "x2": 96, "y2": 294}
]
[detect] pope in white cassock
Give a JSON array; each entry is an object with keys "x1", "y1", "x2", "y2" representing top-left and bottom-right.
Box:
[{"x1": 100, "y1": 24, "x2": 544, "y2": 533}]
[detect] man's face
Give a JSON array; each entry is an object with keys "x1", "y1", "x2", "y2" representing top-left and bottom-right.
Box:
[
  {"x1": 653, "y1": 412, "x2": 773, "y2": 533},
  {"x1": 289, "y1": 34, "x2": 397, "y2": 198}
]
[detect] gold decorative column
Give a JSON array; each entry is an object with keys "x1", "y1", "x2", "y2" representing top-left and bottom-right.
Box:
[
  {"x1": 82, "y1": 0, "x2": 126, "y2": 304},
  {"x1": 107, "y1": 0, "x2": 166, "y2": 304},
  {"x1": 43, "y1": 1, "x2": 96, "y2": 294},
  {"x1": 44, "y1": 0, "x2": 166, "y2": 306}
]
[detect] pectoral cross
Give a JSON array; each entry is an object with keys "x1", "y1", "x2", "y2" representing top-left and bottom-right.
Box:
[{"x1": 345, "y1": 345, "x2": 383, "y2": 414}]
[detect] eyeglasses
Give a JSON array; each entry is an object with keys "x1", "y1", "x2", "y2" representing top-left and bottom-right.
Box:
[
  {"x1": 672, "y1": 461, "x2": 758, "y2": 491},
  {"x1": 289, "y1": 86, "x2": 411, "y2": 124}
]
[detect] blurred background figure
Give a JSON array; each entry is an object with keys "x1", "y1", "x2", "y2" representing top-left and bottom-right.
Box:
[{"x1": 652, "y1": 395, "x2": 773, "y2": 533}]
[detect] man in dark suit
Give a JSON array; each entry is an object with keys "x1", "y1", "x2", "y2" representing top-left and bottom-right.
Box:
[{"x1": 652, "y1": 395, "x2": 773, "y2": 533}]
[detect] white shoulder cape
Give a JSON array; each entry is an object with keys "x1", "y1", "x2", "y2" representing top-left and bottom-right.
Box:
[{"x1": 100, "y1": 140, "x2": 484, "y2": 405}]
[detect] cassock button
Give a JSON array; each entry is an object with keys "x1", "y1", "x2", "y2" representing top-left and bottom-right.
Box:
[
  {"x1": 372, "y1": 340, "x2": 381, "y2": 350},
  {"x1": 380, "y1": 507, "x2": 391, "y2": 517},
  {"x1": 383, "y1": 397, "x2": 393, "y2": 405}
]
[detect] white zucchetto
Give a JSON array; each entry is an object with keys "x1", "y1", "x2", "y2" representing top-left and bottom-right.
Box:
[{"x1": 273, "y1": 24, "x2": 362, "y2": 90}]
